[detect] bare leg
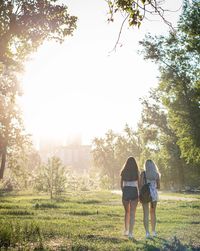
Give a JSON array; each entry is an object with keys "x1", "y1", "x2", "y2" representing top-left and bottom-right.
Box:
[
  {"x1": 150, "y1": 202, "x2": 157, "y2": 233},
  {"x1": 122, "y1": 200, "x2": 130, "y2": 232},
  {"x1": 129, "y1": 199, "x2": 138, "y2": 235},
  {"x1": 142, "y1": 203, "x2": 150, "y2": 235}
]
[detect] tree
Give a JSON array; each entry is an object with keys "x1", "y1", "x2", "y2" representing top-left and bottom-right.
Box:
[
  {"x1": 35, "y1": 156, "x2": 67, "y2": 199},
  {"x1": 106, "y1": 0, "x2": 173, "y2": 27},
  {"x1": 0, "y1": 0, "x2": 77, "y2": 179},
  {"x1": 106, "y1": 0, "x2": 175, "y2": 50},
  {"x1": 138, "y1": 0, "x2": 200, "y2": 188},
  {"x1": 92, "y1": 130, "x2": 119, "y2": 189},
  {"x1": 115, "y1": 124, "x2": 142, "y2": 166},
  {"x1": 0, "y1": 90, "x2": 26, "y2": 179},
  {"x1": 92, "y1": 126, "x2": 141, "y2": 188},
  {"x1": 6, "y1": 142, "x2": 41, "y2": 190},
  {"x1": 139, "y1": 0, "x2": 200, "y2": 166},
  {"x1": 138, "y1": 89, "x2": 190, "y2": 188}
]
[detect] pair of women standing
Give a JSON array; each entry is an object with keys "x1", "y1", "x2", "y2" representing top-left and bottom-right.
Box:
[{"x1": 120, "y1": 156, "x2": 160, "y2": 239}]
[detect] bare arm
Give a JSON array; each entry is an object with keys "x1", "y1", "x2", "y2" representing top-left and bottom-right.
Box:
[
  {"x1": 120, "y1": 177, "x2": 123, "y2": 190},
  {"x1": 156, "y1": 177, "x2": 160, "y2": 189},
  {"x1": 137, "y1": 172, "x2": 140, "y2": 189}
]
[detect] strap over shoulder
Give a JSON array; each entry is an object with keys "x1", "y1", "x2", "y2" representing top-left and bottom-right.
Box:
[{"x1": 143, "y1": 171, "x2": 147, "y2": 184}]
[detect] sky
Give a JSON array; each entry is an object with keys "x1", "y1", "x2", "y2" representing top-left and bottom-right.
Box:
[{"x1": 20, "y1": 0, "x2": 183, "y2": 146}]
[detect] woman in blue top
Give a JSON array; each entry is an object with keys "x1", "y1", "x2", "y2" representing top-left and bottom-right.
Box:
[{"x1": 120, "y1": 156, "x2": 140, "y2": 239}]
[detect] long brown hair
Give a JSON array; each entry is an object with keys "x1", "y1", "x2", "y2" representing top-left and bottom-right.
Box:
[{"x1": 121, "y1": 156, "x2": 139, "y2": 181}]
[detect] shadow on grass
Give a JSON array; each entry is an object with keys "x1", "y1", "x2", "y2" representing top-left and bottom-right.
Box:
[
  {"x1": 78, "y1": 234, "x2": 123, "y2": 244},
  {"x1": 34, "y1": 203, "x2": 61, "y2": 209},
  {"x1": 190, "y1": 221, "x2": 200, "y2": 224},
  {"x1": 143, "y1": 243, "x2": 160, "y2": 251},
  {"x1": 0, "y1": 204, "x2": 20, "y2": 209},
  {"x1": 156, "y1": 236, "x2": 200, "y2": 251},
  {"x1": 76, "y1": 200, "x2": 101, "y2": 205},
  {"x1": 107, "y1": 212, "x2": 121, "y2": 217},
  {"x1": 0, "y1": 210, "x2": 34, "y2": 216},
  {"x1": 179, "y1": 204, "x2": 200, "y2": 209},
  {"x1": 68, "y1": 210, "x2": 98, "y2": 216},
  {"x1": 31, "y1": 198, "x2": 71, "y2": 203},
  {"x1": 122, "y1": 236, "x2": 200, "y2": 251}
]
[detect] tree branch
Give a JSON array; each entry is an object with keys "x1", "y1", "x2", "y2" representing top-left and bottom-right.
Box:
[{"x1": 109, "y1": 14, "x2": 129, "y2": 53}]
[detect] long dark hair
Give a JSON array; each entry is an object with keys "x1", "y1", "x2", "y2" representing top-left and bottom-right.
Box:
[{"x1": 121, "y1": 156, "x2": 139, "y2": 181}]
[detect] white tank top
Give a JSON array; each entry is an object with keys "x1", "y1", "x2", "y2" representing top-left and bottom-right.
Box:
[{"x1": 123, "y1": 180, "x2": 138, "y2": 187}]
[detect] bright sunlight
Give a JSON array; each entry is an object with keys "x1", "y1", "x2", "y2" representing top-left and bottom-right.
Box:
[
  {"x1": 21, "y1": 40, "x2": 157, "y2": 145},
  {"x1": 20, "y1": 0, "x2": 182, "y2": 145}
]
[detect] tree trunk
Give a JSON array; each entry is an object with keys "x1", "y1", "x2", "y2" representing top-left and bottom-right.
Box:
[
  {"x1": 50, "y1": 189, "x2": 53, "y2": 200},
  {"x1": 0, "y1": 147, "x2": 7, "y2": 179},
  {"x1": 112, "y1": 171, "x2": 115, "y2": 189}
]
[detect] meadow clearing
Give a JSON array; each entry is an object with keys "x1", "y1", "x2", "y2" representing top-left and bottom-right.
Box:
[{"x1": 0, "y1": 190, "x2": 199, "y2": 251}]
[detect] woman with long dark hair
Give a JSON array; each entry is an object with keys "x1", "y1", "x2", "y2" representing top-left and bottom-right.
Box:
[{"x1": 120, "y1": 156, "x2": 140, "y2": 239}]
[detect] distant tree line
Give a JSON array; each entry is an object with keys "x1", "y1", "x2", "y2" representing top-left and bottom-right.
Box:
[{"x1": 92, "y1": 1, "x2": 200, "y2": 190}]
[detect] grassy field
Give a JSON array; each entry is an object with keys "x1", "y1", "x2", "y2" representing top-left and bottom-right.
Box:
[{"x1": 0, "y1": 190, "x2": 199, "y2": 251}]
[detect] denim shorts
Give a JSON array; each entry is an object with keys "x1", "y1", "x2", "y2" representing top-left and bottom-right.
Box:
[{"x1": 122, "y1": 186, "x2": 138, "y2": 201}]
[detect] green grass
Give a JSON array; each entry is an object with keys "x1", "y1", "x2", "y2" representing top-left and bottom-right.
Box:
[
  {"x1": 160, "y1": 191, "x2": 200, "y2": 199},
  {"x1": 0, "y1": 190, "x2": 199, "y2": 250}
]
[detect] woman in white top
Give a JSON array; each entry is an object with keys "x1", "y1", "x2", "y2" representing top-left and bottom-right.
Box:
[
  {"x1": 140, "y1": 159, "x2": 160, "y2": 238},
  {"x1": 120, "y1": 156, "x2": 140, "y2": 239}
]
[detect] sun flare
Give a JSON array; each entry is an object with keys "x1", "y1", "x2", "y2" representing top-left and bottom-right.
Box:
[
  {"x1": 21, "y1": 34, "x2": 158, "y2": 145},
  {"x1": 21, "y1": 42, "x2": 91, "y2": 142}
]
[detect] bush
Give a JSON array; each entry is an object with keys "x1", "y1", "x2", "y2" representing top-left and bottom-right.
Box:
[
  {"x1": 0, "y1": 221, "x2": 42, "y2": 248},
  {"x1": 0, "y1": 179, "x2": 17, "y2": 193},
  {"x1": 34, "y1": 203, "x2": 59, "y2": 209}
]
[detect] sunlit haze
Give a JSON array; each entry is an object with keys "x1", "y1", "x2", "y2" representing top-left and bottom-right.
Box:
[{"x1": 20, "y1": 0, "x2": 182, "y2": 145}]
